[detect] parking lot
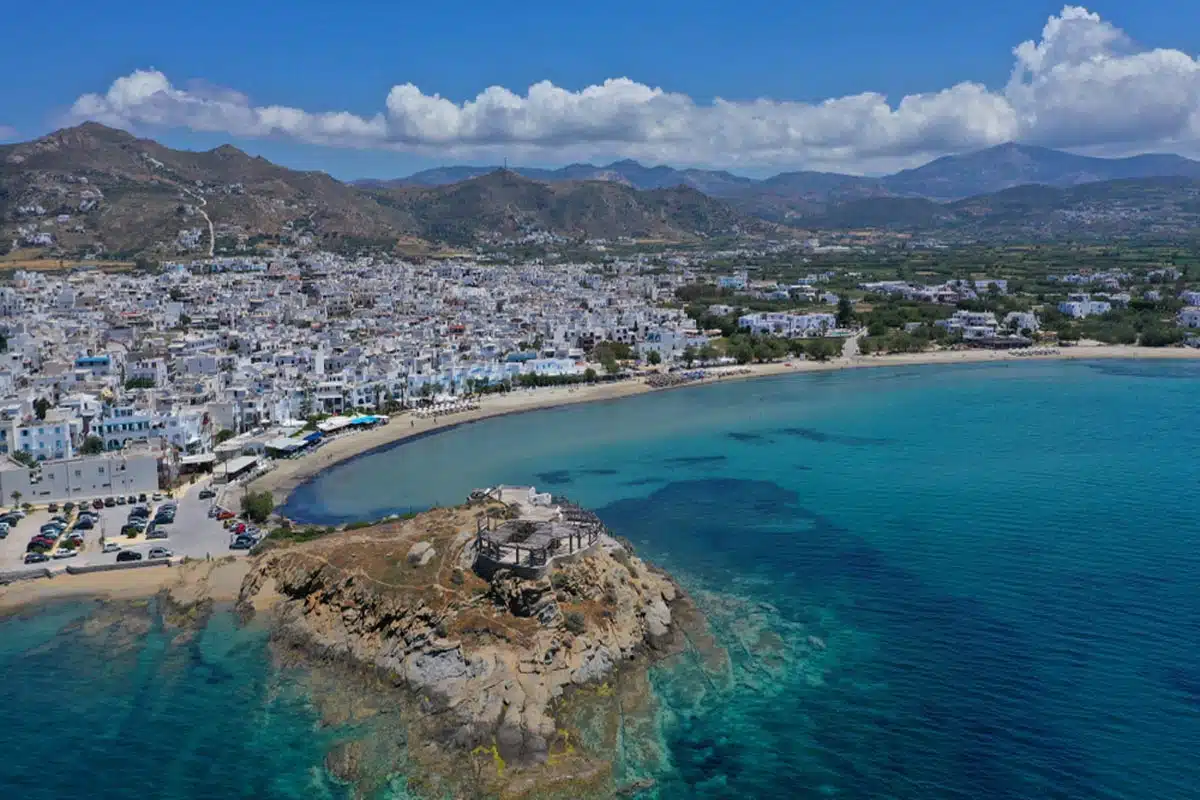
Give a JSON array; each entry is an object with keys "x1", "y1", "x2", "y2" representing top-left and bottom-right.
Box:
[{"x1": 0, "y1": 478, "x2": 251, "y2": 573}]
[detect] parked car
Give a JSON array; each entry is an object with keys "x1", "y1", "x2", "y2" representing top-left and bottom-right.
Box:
[
  {"x1": 47, "y1": 503, "x2": 58, "y2": 513},
  {"x1": 0, "y1": 522, "x2": 8, "y2": 538},
  {"x1": 129, "y1": 506, "x2": 150, "y2": 519},
  {"x1": 116, "y1": 495, "x2": 127, "y2": 505},
  {"x1": 104, "y1": 497, "x2": 115, "y2": 507},
  {"x1": 154, "y1": 514, "x2": 174, "y2": 525},
  {"x1": 147, "y1": 547, "x2": 173, "y2": 560},
  {"x1": 138, "y1": 493, "x2": 148, "y2": 503},
  {"x1": 230, "y1": 535, "x2": 255, "y2": 550},
  {"x1": 102, "y1": 541, "x2": 121, "y2": 553},
  {"x1": 73, "y1": 518, "x2": 94, "y2": 530},
  {"x1": 217, "y1": 510, "x2": 235, "y2": 521},
  {"x1": 52, "y1": 547, "x2": 78, "y2": 559},
  {"x1": 116, "y1": 550, "x2": 143, "y2": 562},
  {"x1": 7, "y1": 509, "x2": 25, "y2": 520},
  {"x1": 198, "y1": 488, "x2": 216, "y2": 500},
  {"x1": 93, "y1": 499, "x2": 105, "y2": 509},
  {"x1": 24, "y1": 552, "x2": 49, "y2": 564},
  {"x1": 63, "y1": 502, "x2": 75, "y2": 513},
  {"x1": 152, "y1": 492, "x2": 163, "y2": 501}
]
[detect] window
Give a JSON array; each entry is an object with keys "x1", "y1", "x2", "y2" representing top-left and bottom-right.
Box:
[
  {"x1": 98, "y1": 467, "x2": 105, "y2": 474},
  {"x1": 74, "y1": 470, "x2": 81, "y2": 477}
]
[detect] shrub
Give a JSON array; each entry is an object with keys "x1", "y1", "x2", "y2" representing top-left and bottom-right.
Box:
[
  {"x1": 565, "y1": 611, "x2": 587, "y2": 635},
  {"x1": 450, "y1": 568, "x2": 465, "y2": 586},
  {"x1": 240, "y1": 490, "x2": 275, "y2": 523}
]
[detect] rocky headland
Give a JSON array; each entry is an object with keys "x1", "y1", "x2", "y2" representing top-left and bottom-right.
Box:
[{"x1": 236, "y1": 494, "x2": 709, "y2": 798}]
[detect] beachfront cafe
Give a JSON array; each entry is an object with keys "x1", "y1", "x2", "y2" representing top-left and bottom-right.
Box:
[
  {"x1": 264, "y1": 431, "x2": 322, "y2": 459},
  {"x1": 315, "y1": 414, "x2": 389, "y2": 436}
]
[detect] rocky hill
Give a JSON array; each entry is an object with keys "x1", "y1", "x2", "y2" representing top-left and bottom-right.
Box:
[
  {"x1": 236, "y1": 501, "x2": 707, "y2": 798},
  {"x1": 0, "y1": 124, "x2": 773, "y2": 258},
  {"x1": 790, "y1": 177, "x2": 1200, "y2": 240},
  {"x1": 377, "y1": 144, "x2": 1200, "y2": 233},
  {"x1": 0, "y1": 122, "x2": 411, "y2": 257},
  {"x1": 367, "y1": 169, "x2": 770, "y2": 245}
]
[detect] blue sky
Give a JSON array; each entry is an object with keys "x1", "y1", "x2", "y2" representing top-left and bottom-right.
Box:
[{"x1": 3, "y1": 1, "x2": 1200, "y2": 177}]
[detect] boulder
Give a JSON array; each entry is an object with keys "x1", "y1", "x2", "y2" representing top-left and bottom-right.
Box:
[{"x1": 407, "y1": 541, "x2": 435, "y2": 567}]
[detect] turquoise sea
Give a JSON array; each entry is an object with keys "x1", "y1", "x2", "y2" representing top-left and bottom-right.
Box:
[{"x1": 7, "y1": 360, "x2": 1200, "y2": 798}]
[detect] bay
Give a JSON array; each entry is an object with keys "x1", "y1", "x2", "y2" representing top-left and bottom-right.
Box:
[{"x1": 6, "y1": 360, "x2": 1200, "y2": 798}]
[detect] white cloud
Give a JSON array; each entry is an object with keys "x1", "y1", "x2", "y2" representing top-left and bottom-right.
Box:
[{"x1": 64, "y1": 6, "x2": 1200, "y2": 171}]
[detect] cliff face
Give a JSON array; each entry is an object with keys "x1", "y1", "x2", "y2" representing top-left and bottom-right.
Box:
[{"x1": 237, "y1": 505, "x2": 693, "y2": 796}]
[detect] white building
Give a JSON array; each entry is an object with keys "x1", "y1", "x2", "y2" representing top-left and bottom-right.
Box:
[
  {"x1": 0, "y1": 452, "x2": 158, "y2": 503},
  {"x1": 737, "y1": 312, "x2": 836, "y2": 338},
  {"x1": 937, "y1": 310, "x2": 999, "y2": 340},
  {"x1": 1178, "y1": 307, "x2": 1200, "y2": 328},
  {"x1": 0, "y1": 415, "x2": 76, "y2": 461},
  {"x1": 1003, "y1": 311, "x2": 1040, "y2": 334},
  {"x1": 1058, "y1": 295, "x2": 1112, "y2": 319},
  {"x1": 98, "y1": 406, "x2": 154, "y2": 451}
]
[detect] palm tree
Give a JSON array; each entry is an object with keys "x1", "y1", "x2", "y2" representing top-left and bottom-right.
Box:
[{"x1": 10, "y1": 490, "x2": 21, "y2": 509}]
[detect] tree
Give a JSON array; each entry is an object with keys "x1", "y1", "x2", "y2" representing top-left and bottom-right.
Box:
[
  {"x1": 646, "y1": 350, "x2": 662, "y2": 366},
  {"x1": 80, "y1": 435, "x2": 105, "y2": 455},
  {"x1": 33, "y1": 397, "x2": 50, "y2": 421},
  {"x1": 9, "y1": 490, "x2": 21, "y2": 508},
  {"x1": 682, "y1": 346, "x2": 697, "y2": 367},
  {"x1": 836, "y1": 295, "x2": 856, "y2": 328},
  {"x1": 802, "y1": 338, "x2": 841, "y2": 362},
  {"x1": 11, "y1": 451, "x2": 36, "y2": 468},
  {"x1": 583, "y1": 367, "x2": 598, "y2": 383},
  {"x1": 214, "y1": 429, "x2": 236, "y2": 445},
  {"x1": 124, "y1": 377, "x2": 155, "y2": 390},
  {"x1": 241, "y1": 490, "x2": 275, "y2": 523}
]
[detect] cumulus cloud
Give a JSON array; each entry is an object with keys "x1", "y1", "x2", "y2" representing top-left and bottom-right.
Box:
[{"x1": 64, "y1": 6, "x2": 1200, "y2": 171}]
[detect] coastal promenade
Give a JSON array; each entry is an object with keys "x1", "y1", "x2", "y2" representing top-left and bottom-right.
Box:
[{"x1": 250, "y1": 343, "x2": 1200, "y2": 509}]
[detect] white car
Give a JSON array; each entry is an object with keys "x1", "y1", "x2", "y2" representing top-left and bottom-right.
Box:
[
  {"x1": 102, "y1": 541, "x2": 121, "y2": 553},
  {"x1": 147, "y1": 547, "x2": 173, "y2": 560},
  {"x1": 52, "y1": 547, "x2": 78, "y2": 559}
]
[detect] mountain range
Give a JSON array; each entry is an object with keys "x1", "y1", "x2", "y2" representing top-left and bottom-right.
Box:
[
  {"x1": 5, "y1": 123, "x2": 1200, "y2": 257},
  {"x1": 367, "y1": 143, "x2": 1200, "y2": 203}
]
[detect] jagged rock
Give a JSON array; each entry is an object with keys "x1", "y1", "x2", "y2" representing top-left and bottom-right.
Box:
[
  {"x1": 572, "y1": 646, "x2": 614, "y2": 685},
  {"x1": 407, "y1": 541, "x2": 435, "y2": 567},
  {"x1": 489, "y1": 569, "x2": 558, "y2": 622}
]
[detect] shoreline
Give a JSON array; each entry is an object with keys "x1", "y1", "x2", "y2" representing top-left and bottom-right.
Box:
[
  {"x1": 254, "y1": 344, "x2": 1200, "y2": 509},
  {"x1": 0, "y1": 558, "x2": 250, "y2": 614}
]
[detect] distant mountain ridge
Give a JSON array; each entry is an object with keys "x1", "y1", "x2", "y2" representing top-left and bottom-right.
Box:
[{"x1": 366, "y1": 144, "x2": 1200, "y2": 214}]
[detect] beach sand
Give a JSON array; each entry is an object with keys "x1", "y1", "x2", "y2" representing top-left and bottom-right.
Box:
[
  {"x1": 249, "y1": 343, "x2": 1200, "y2": 506},
  {"x1": 0, "y1": 558, "x2": 250, "y2": 613}
]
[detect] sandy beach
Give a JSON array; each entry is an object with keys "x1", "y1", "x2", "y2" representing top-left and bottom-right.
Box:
[
  {"x1": 250, "y1": 344, "x2": 1200, "y2": 506},
  {"x1": 0, "y1": 558, "x2": 250, "y2": 613}
]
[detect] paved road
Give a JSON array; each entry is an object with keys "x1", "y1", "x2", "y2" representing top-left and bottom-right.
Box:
[{"x1": 842, "y1": 328, "x2": 866, "y2": 359}]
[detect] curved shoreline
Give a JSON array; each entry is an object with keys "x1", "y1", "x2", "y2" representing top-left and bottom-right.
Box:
[{"x1": 252, "y1": 345, "x2": 1200, "y2": 510}]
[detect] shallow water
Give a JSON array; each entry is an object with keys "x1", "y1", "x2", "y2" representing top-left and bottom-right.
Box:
[{"x1": 8, "y1": 360, "x2": 1200, "y2": 798}]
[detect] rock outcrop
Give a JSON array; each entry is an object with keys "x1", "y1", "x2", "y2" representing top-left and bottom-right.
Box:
[{"x1": 237, "y1": 504, "x2": 696, "y2": 797}]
